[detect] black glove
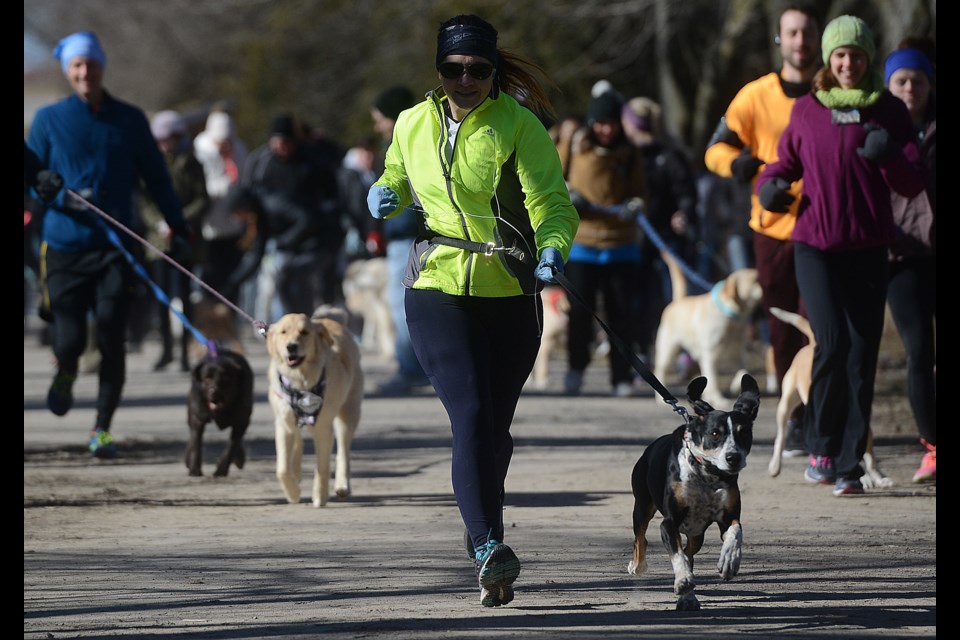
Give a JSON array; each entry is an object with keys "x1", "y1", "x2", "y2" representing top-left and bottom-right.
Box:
[
  {"x1": 35, "y1": 170, "x2": 64, "y2": 203},
  {"x1": 757, "y1": 178, "x2": 795, "y2": 213},
  {"x1": 730, "y1": 148, "x2": 764, "y2": 183},
  {"x1": 856, "y1": 123, "x2": 895, "y2": 162}
]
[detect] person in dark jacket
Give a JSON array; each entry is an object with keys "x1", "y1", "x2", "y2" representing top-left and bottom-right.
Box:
[
  {"x1": 26, "y1": 31, "x2": 189, "y2": 458},
  {"x1": 227, "y1": 113, "x2": 342, "y2": 321},
  {"x1": 756, "y1": 16, "x2": 927, "y2": 496}
]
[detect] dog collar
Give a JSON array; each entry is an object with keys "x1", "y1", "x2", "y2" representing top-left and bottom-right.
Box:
[
  {"x1": 277, "y1": 371, "x2": 326, "y2": 427},
  {"x1": 711, "y1": 280, "x2": 740, "y2": 319}
]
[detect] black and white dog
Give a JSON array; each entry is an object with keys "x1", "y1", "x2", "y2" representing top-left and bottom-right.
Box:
[{"x1": 627, "y1": 374, "x2": 760, "y2": 610}]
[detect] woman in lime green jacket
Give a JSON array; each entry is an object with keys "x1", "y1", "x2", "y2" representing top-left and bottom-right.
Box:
[{"x1": 368, "y1": 13, "x2": 578, "y2": 609}]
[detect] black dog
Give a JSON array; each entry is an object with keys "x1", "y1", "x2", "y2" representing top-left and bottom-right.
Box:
[
  {"x1": 186, "y1": 348, "x2": 254, "y2": 477},
  {"x1": 627, "y1": 374, "x2": 760, "y2": 611}
]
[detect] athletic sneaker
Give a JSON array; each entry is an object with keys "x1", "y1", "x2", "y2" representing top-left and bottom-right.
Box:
[
  {"x1": 88, "y1": 429, "x2": 117, "y2": 459},
  {"x1": 912, "y1": 440, "x2": 936, "y2": 483},
  {"x1": 804, "y1": 455, "x2": 836, "y2": 484},
  {"x1": 47, "y1": 371, "x2": 77, "y2": 416},
  {"x1": 783, "y1": 418, "x2": 807, "y2": 458},
  {"x1": 475, "y1": 540, "x2": 520, "y2": 607},
  {"x1": 832, "y1": 476, "x2": 865, "y2": 496}
]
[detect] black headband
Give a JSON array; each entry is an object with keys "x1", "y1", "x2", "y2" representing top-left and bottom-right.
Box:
[{"x1": 436, "y1": 24, "x2": 498, "y2": 67}]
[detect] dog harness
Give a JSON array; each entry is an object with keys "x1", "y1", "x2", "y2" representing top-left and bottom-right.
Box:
[{"x1": 276, "y1": 371, "x2": 326, "y2": 427}]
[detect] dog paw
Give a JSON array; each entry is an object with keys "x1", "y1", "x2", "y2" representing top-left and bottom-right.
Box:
[
  {"x1": 312, "y1": 497, "x2": 327, "y2": 508},
  {"x1": 627, "y1": 559, "x2": 647, "y2": 576},
  {"x1": 213, "y1": 466, "x2": 230, "y2": 478},
  {"x1": 676, "y1": 593, "x2": 701, "y2": 611},
  {"x1": 767, "y1": 458, "x2": 782, "y2": 477},
  {"x1": 717, "y1": 547, "x2": 741, "y2": 580},
  {"x1": 861, "y1": 472, "x2": 894, "y2": 489},
  {"x1": 674, "y1": 575, "x2": 696, "y2": 596},
  {"x1": 334, "y1": 486, "x2": 350, "y2": 499},
  {"x1": 188, "y1": 468, "x2": 203, "y2": 477}
]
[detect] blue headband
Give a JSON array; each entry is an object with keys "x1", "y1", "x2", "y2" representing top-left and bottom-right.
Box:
[
  {"x1": 884, "y1": 47, "x2": 933, "y2": 85},
  {"x1": 53, "y1": 32, "x2": 107, "y2": 74}
]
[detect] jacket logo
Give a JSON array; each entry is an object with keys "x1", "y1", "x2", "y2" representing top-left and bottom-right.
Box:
[{"x1": 483, "y1": 128, "x2": 495, "y2": 136}]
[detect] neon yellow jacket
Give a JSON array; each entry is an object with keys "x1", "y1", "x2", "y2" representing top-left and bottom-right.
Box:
[{"x1": 374, "y1": 89, "x2": 579, "y2": 297}]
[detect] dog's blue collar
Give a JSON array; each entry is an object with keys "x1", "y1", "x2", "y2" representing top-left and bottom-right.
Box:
[{"x1": 711, "y1": 280, "x2": 740, "y2": 319}]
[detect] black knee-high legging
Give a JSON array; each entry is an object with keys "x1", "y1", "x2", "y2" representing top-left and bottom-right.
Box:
[
  {"x1": 405, "y1": 289, "x2": 542, "y2": 551},
  {"x1": 794, "y1": 243, "x2": 888, "y2": 479},
  {"x1": 887, "y1": 255, "x2": 936, "y2": 445}
]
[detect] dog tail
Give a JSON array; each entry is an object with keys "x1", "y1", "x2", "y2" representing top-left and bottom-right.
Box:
[
  {"x1": 311, "y1": 303, "x2": 351, "y2": 327},
  {"x1": 768, "y1": 307, "x2": 815, "y2": 344},
  {"x1": 661, "y1": 250, "x2": 687, "y2": 300}
]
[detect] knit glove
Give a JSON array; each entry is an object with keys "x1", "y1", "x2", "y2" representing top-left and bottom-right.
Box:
[
  {"x1": 857, "y1": 124, "x2": 896, "y2": 162},
  {"x1": 367, "y1": 185, "x2": 400, "y2": 219},
  {"x1": 35, "y1": 170, "x2": 63, "y2": 203},
  {"x1": 757, "y1": 178, "x2": 795, "y2": 213},
  {"x1": 535, "y1": 247, "x2": 564, "y2": 284},
  {"x1": 730, "y1": 148, "x2": 764, "y2": 183}
]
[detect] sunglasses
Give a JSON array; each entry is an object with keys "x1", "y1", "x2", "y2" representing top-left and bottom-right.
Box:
[{"x1": 438, "y1": 62, "x2": 495, "y2": 80}]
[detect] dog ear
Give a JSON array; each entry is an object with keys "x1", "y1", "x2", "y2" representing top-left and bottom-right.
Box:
[
  {"x1": 733, "y1": 373, "x2": 761, "y2": 419},
  {"x1": 687, "y1": 376, "x2": 715, "y2": 415},
  {"x1": 311, "y1": 319, "x2": 336, "y2": 348}
]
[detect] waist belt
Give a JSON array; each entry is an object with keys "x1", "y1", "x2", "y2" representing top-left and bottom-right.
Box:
[{"x1": 429, "y1": 235, "x2": 531, "y2": 265}]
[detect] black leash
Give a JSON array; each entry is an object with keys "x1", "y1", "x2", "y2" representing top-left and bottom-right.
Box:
[{"x1": 551, "y1": 270, "x2": 690, "y2": 422}]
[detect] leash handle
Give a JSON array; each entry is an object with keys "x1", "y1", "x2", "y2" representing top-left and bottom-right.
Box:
[{"x1": 551, "y1": 269, "x2": 687, "y2": 419}]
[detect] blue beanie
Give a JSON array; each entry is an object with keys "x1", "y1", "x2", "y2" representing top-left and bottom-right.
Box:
[
  {"x1": 884, "y1": 47, "x2": 934, "y2": 85},
  {"x1": 53, "y1": 32, "x2": 107, "y2": 74}
]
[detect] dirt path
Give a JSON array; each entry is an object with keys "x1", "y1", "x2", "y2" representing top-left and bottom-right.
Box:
[{"x1": 24, "y1": 322, "x2": 936, "y2": 639}]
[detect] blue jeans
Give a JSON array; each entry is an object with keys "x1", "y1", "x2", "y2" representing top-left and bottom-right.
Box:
[{"x1": 386, "y1": 239, "x2": 425, "y2": 379}]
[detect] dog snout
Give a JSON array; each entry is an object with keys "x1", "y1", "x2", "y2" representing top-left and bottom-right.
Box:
[
  {"x1": 285, "y1": 342, "x2": 300, "y2": 356},
  {"x1": 726, "y1": 451, "x2": 744, "y2": 468}
]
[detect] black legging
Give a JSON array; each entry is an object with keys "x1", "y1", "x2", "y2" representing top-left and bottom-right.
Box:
[
  {"x1": 564, "y1": 260, "x2": 642, "y2": 387},
  {"x1": 794, "y1": 243, "x2": 888, "y2": 480},
  {"x1": 405, "y1": 289, "x2": 541, "y2": 552},
  {"x1": 887, "y1": 255, "x2": 936, "y2": 446}
]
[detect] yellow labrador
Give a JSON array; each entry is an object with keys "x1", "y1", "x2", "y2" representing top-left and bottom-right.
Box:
[
  {"x1": 266, "y1": 310, "x2": 363, "y2": 507},
  {"x1": 653, "y1": 268, "x2": 764, "y2": 408}
]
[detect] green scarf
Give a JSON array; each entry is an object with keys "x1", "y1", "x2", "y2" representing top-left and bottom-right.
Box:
[{"x1": 816, "y1": 69, "x2": 885, "y2": 109}]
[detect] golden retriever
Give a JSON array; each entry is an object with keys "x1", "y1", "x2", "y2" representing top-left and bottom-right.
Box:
[
  {"x1": 766, "y1": 307, "x2": 892, "y2": 488},
  {"x1": 527, "y1": 286, "x2": 570, "y2": 390},
  {"x1": 653, "y1": 268, "x2": 764, "y2": 408},
  {"x1": 266, "y1": 309, "x2": 363, "y2": 507}
]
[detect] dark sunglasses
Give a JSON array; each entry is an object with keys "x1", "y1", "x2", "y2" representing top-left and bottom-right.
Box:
[{"x1": 438, "y1": 62, "x2": 495, "y2": 80}]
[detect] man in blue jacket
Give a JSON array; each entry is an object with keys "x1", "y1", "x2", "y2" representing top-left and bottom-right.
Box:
[{"x1": 27, "y1": 31, "x2": 188, "y2": 458}]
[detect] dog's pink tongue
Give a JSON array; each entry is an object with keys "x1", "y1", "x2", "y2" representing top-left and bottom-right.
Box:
[{"x1": 208, "y1": 401, "x2": 221, "y2": 412}]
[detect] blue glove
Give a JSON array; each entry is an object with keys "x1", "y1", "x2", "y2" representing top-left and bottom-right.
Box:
[
  {"x1": 535, "y1": 247, "x2": 564, "y2": 284},
  {"x1": 367, "y1": 185, "x2": 400, "y2": 219}
]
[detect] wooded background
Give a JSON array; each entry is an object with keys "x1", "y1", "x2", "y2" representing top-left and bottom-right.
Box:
[{"x1": 24, "y1": 0, "x2": 936, "y2": 169}]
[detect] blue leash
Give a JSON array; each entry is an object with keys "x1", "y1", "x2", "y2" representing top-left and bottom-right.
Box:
[{"x1": 598, "y1": 203, "x2": 716, "y2": 294}]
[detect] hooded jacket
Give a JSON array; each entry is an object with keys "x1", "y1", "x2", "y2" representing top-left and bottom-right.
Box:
[
  {"x1": 374, "y1": 89, "x2": 579, "y2": 297},
  {"x1": 756, "y1": 91, "x2": 926, "y2": 252}
]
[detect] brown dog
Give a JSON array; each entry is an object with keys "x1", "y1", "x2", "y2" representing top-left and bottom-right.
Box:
[
  {"x1": 528, "y1": 286, "x2": 570, "y2": 390},
  {"x1": 766, "y1": 307, "x2": 892, "y2": 488},
  {"x1": 186, "y1": 348, "x2": 254, "y2": 477},
  {"x1": 653, "y1": 268, "x2": 764, "y2": 408},
  {"x1": 266, "y1": 309, "x2": 364, "y2": 507}
]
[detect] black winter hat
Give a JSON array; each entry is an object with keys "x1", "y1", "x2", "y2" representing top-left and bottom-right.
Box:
[
  {"x1": 374, "y1": 86, "x2": 416, "y2": 121},
  {"x1": 587, "y1": 90, "x2": 624, "y2": 125}
]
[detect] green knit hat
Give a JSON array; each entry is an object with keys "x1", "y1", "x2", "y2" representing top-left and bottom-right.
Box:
[{"x1": 821, "y1": 15, "x2": 876, "y2": 65}]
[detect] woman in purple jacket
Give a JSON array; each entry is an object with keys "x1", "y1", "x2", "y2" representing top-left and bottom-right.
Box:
[{"x1": 756, "y1": 16, "x2": 926, "y2": 496}]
